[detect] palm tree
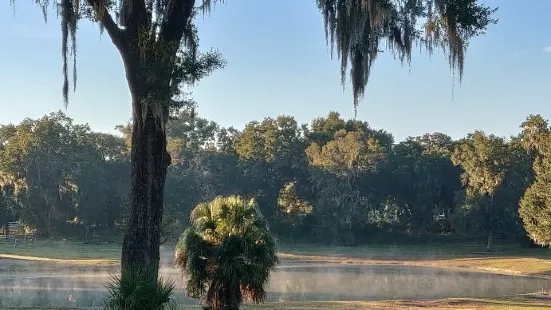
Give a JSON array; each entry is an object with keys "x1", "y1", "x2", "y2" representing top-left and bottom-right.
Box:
[{"x1": 175, "y1": 195, "x2": 278, "y2": 310}]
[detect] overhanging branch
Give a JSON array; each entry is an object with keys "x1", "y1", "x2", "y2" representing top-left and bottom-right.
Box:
[
  {"x1": 124, "y1": 0, "x2": 150, "y2": 38},
  {"x1": 159, "y1": 0, "x2": 195, "y2": 50},
  {"x1": 85, "y1": 0, "x2": 125, "y2": 49}
]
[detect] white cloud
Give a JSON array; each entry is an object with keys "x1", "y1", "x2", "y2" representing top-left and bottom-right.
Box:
[{"x1": 544, "y1": 46, "x2": 551, "y2": 53}]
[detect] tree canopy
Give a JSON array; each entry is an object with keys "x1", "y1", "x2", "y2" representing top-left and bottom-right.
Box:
[
  {"x1": 2, "y1": 110, "x2": 547, "y2": 250},
  {"x1": 519, "y1": 115, "x2": 551, "y2": 247}
]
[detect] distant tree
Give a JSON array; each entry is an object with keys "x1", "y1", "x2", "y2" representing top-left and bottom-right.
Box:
[
  {"x1": 520, "y1": 114, "x2": 550, "y2": 157},
  {"x1": 451, "y1": 131, "x2": 521, "y2": 250},
  {"x1": 309, "y1": 111, "x2": 347, "y2": 145},
  {"x1": 72, "y1": 133, "x2": 129, "y2": 237},
  {"x1": 2, "y1": 108, "x2": 547, "y2": 247},
  {"x1": 306, "y1": 117, "x2": 390, "y2": 244},
  {"x1": 276, "y1": 181, "x2": 313, "y2": 237},
  {"x1": 167, "y1": 110, "x2": 219, "y2": 151},
  {"x1": 0, "y1": 184, "x2": 16, "y2": 239},
  {"x1": 0, "y1": 113, "x2": 82, "y2": 235},
  {"x1": 0, "y1": 113, "x2": 129, "y2": 238},
  {"x1": 519, "y1": 118, "x2": 551, "y2": 247},
  {"x1": 175, "y1": 196, "x2": 278, "y2": 310},
  {"x1": 232, "y1": 116, "x2": 308, "y2": 218},
  {"x1": 413, "y1": 133, "x2": 455, "y2": 156},
  {"x1": 389, "y1": 139, "x2": 460, "y2": 234},
  {"x1": 496, "y1": 137, "x2": 533, "y2": 241},
  {"x1": 216, "y1": 127, "x2": 239, "y2": 154}
]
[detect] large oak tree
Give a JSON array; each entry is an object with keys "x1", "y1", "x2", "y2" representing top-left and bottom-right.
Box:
[{"x1": 11, "y1": 0, "x2": 496, "y2": 275}]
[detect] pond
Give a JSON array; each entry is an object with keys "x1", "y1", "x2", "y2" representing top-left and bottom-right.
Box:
[{"x1": 1, "y1": 260, "x2": 550, "y2": 308}]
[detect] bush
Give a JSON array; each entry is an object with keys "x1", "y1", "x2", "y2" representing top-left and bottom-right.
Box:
[{"x1": 103, "y1": 266, "x2": 176, "y2": 310}]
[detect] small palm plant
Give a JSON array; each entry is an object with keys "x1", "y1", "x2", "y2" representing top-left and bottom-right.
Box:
[
  {"x1": 175, "y1": 195, "x2": 278, "y2": 310},
  {"x1": 103, "y1": 266, "x2": 176, "y2": 310}
]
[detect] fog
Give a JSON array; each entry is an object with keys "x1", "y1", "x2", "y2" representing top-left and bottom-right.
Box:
[{"x1": 2, "y1": 251, "x2": 551, "y2": 308}]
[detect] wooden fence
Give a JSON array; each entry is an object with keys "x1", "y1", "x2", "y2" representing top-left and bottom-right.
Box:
[{"x1": 2, "y1": 221, "x2": 35, "y2": 247}]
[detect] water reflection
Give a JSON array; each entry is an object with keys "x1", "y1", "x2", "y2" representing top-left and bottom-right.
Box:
[
  {"x1": 269, "y1": 265, "x2": 551, "y2": 301},
  {"x1": 1, "y1": 262, "x2": 550, "y2": 307}
]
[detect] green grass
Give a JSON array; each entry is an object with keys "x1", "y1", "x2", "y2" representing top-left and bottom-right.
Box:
[
  {"x1": 3, "y1": 240, "x2": 551, "y2": 276},
  {"x1": 4, "y1": 240, "x2": 550, "y2": 261},
  {"x1": 0, "y1": 240, "x2": 121, "y2": 260},
  {"x1": 278, "y1": 242, "x2": 551, "y2": 260},
  {"x1": 3, "y1": 297, "x2": 551, "y2": 309},
  {"x1": 3, "y1": 239, "x2": 551, "y2": 275},
  {"x1": 277, "y1": 242, "x2": 551, "y2": 277},
  {"x1": 244, "y1": 297, "x2": 551, "y2": 309}
]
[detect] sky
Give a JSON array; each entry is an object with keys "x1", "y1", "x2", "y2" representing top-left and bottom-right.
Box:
[{"x1": 1, "y1": 0, "x2": 551, "y2": 142}]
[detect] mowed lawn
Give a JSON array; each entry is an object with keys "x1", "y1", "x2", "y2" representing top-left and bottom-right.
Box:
[
  {"x1": 3, "y1": 240, "x2": 551, "y2": 276},
  {"x1": 3, "y1": 297, "x2": 551, "y2": 309},
  {"x1": 277, "y1": 243, "x2": 551, "y2": 277},
  {"x1": 247, "y1": 297, "x2": 551, "y2": 309},
  {"x1": 0, "y1": 240, "x2": 121, "y2": 266}
]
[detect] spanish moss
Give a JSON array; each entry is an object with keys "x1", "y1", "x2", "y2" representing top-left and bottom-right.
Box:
[
  {"x1": 60, "y1": 0, "x2": 78, "y2": 107},
  {"x1": 17, "y1": 0, "x2": 223, "y2": 110},
  {"x1": 317, "y1": 0, "x2": 497, "y2": 113}
]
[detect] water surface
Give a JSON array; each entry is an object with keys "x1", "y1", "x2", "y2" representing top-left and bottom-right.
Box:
[{"x1": 1, "y1": 260, "x2": 550, "y2": 307}]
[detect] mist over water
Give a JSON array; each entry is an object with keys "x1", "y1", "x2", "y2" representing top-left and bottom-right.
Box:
[{"x1": 2, "y1": 253, "x2": 551, "y2": 308}]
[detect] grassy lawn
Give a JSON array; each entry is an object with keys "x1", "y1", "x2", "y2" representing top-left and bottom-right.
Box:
[
  {"x1": 247, "y1": 297, "x2": 551, "y2": 309},
  {"x1": 3, "y1": 240, "x2": 551, "y2": 276},
  {"x1": 278, "y1": 243, "x2": 551, "y2": 277},
  {"x1": 3, "y1": 297, "x2": 551, "y2": 309},
  {"x1": 0, "y1": 240, "x2": 120, "y2": 265},
  {"x1": 246, "y1": 297, "x2": 551, "y2": 309}
]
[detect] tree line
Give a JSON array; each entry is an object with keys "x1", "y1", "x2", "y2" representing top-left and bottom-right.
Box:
[{"x1": 2, "y1": 110, "x2": 549, "y2": 250}]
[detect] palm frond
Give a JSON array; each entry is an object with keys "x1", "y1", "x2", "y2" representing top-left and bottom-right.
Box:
[
  {"x1": 103, "y1": 266, "x2": 176, "y2": 310},
  {"x1": 175, "y1": 195, "x2": 278, "y2": 309}
]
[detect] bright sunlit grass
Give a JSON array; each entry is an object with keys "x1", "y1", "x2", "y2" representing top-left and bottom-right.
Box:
[
  {"x1": 278, "y1": 243, "x2": 551, "y2": 277},
  {"x1": 3, "y1": 240, "x2": 551, "y2": 276},
  {"x1": 4, "y1": 297, "x2": 551, "y2": 309},
  {"x1": 0, "y1": 239, "x2": 120, "y2": 265}
]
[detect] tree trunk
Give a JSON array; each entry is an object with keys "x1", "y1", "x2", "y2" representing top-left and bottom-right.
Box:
[
  {"x1": 3, "y1": 221, "x2": 8, "y2": 239},
  {"x1": 486, "y1": 194, "x2": 494, "y2": 252},
  {"x1": 121, "y1": 96, "x2": 170, "y2": 274},
  {"x1": 486, "y1": 231, "x2": 493, "y2": 252}
]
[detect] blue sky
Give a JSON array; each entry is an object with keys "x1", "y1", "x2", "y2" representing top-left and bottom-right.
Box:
[{"x1": 1, "y1": 0, "x2": 551, "y2": 142}]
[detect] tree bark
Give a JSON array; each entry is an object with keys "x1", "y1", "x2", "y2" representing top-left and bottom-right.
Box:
[
  {"x1": 486, "y1": 194, "x2": 494, "y2": 252},
  {"x1": 95, "y1": 0, "x2": 193, "y2": 277},
  {"x1": 121, "y1": 95, "x2": 170, "y2": 274},
  {"x1": 3, "y1": 221, "x2": 8, "y2": 239},
  {"x1": 486, "y1": 231, "x2": 493, "y2": 252}
]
